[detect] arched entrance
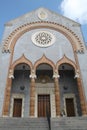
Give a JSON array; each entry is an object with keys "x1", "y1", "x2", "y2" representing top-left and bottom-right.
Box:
[
  {"x1": 10, "y1": 63, "x2": 30, "y2": 117},
  {"x1": 35, "y1": 63, "x2": 54, "y2": 117},
  {"x1": 58, "y1": 63, "x2": 82, "y2": 117}
]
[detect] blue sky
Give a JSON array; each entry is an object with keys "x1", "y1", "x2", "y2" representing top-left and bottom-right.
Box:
[{"x1": 0, "y1": 0, "x2": 87, "y2": 44}]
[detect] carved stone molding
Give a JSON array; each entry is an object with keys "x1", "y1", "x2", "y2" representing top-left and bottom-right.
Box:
[
  {"x1": 34, "y1": 54, "x2": 55, "y2": 71},
  {"x1": 2, "y1": 21, "x2": 85, "y2": 53},
  {"x1": 56, "y1": 55, "x2": 77, "y2": 71},
  {"x1": 11, "y1": 54, "x2": 33, "y2": 71}
]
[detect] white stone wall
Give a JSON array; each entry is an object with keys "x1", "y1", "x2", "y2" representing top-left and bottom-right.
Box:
[
  {"x1": 77, "y1": 50, "x2": 87, "y2": 101},
  {"x1": 0, "y1": 52, "x2": 11, "y2": 116}
]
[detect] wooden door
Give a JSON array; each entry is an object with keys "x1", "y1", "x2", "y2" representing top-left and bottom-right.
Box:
[
  {"x1": 38, "y1": 95, "x2": 50, "y2": 117},
  {"x1": 13, "y1": 99, "x2": 22, "y2": 117},
  {"x1": 65, "y1": 98, "x2": 75, "y2": 117}
]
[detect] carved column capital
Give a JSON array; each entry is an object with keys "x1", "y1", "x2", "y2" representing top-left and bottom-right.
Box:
[
  {"x1": 30, "y1": 69, "x2": 37, "y2": 79},
  {"x1": 53, "y1": 69, "x2": 60, "y2": 78},
  {"x1": 74, "y1": 70, "x2": 80, "y2": 79},
  {"x1": 8, "y1": 69, "x2": 14, "y2": 79}
]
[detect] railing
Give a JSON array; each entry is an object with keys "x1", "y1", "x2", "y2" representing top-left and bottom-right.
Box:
[{"x1": 46, "y1": 105, "x2": 51, "y2": 130}]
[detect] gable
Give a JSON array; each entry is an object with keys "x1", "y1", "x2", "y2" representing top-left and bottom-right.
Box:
[{"x1": 3, "y1": 7, "x2": 82, "y2": 40}]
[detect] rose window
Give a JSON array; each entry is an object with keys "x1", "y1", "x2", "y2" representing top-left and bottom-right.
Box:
[{"x1": 32, "y1": 31, "x2": 55, "y2": 47}]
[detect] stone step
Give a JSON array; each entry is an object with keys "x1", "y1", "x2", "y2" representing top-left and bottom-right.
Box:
[
  {"x1": 0, "y1": 117, "x2": 49, "y2": 130},
  {"x1": 51, "y1": 116, "x2": 87, "y2": 130},
  {"x1": 0, "y1": 116, "x2": 87, "y2": 130}
]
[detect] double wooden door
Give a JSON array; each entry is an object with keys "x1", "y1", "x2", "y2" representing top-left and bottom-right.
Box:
[{"x1": 38, "y1": 95, "x2": 50, "y2": 117}]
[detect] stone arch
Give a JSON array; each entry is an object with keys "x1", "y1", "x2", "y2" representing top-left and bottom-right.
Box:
[
  {"x1": 34, "y1": 55, "x2": 56, "y2": 117},
  {"x1": 56, "y1": 55, "x2": 77, "y2": 73},
  {"x1": 56, "y1": 55, "x2": 87, "y2": 115},
  {"x1": 34, "y1": 54, "x2": 55, "y2": 71},
  {"x1": 3, "y1": 21, "x2": 84, "y2": 53},
  {"x1": 2, "y1": 54, "x2": 33, "y2": 116},
  {"x1": 10, "y1": 54, "x2": 33, "y2": 73}
]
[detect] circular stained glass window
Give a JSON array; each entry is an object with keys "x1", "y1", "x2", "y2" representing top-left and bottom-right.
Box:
[{"x1": 31, "y1": 31, "x2": 55, "y2": 47}]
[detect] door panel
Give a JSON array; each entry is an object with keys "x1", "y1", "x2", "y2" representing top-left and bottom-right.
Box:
[
  {"x1": 13, "y1": 99, "x2": 22, "y2": 117},
  {"x1": 38, "y1": 95, "x2": 50, "y2": 117},
  {"x1": 65, "y1": 98, "x2": 75, "y2": 117}
]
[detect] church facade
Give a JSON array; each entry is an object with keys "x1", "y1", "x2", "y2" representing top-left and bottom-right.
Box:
[{"x1": 0, "y1": 8, "x2": 87, "y2": 119}]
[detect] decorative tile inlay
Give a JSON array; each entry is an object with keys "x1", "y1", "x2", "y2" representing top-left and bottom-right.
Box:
[{"x1": 31, "y1": 31, "x2": 55, "y2": 47}]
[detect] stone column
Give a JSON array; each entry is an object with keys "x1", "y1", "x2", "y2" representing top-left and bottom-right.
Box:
[
  {"x1": 76, "y1": 76, "x2": 87, "y2": 115},
  {"x1": 29, "y1": 70, "x2": 36, "y2": 117},
  {"x1": 53, "y1": 70, "x2": 61, "y2": 117},
  {"x1": 2, "y1": 69, "x2": 14, "y2": 116}
]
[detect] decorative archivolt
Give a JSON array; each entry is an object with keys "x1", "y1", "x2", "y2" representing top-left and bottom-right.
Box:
[
  {"x1": 9, "y1": 54, "x2": 55, "y2": 77},
  {"x1": 56, "y1": 55, "x2": 80, "y2": 78},
  {"x1": 56, "y1": 55, "x2": 77, "y2": 72},
  {"x1": 10, "y1": 54, "x2": 33, "y2": 71},
  {"x1": 2, "y1": 21, "x2": 84, "y2": 53},
  {"x1": 8, "y1": 53, "x2": 80, "y2": 81},
  {"x1": 34, "y1": 54, "x2": 55, "y2": 71}
]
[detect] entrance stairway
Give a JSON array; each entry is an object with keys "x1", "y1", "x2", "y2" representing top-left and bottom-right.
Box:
[
  {"x1": 51, "y1": 117, "x2": 87, "y2": 130},
  {"x1": 0, "y1": 117, "x2": 48, "y2": 130},
  {"x1": 0, "y1": 117, "x2": 87, "y2": 130}
]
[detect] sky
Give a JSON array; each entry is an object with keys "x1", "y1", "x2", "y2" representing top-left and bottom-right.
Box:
[{"x1": 0, "y1": 0, "x2": 87, "y2": 44}]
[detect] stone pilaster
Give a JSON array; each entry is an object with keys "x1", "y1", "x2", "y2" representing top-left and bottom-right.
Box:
[
  {"x1": 29, "y1": 70, "x2": 36, "y2": 117},
  {"x1": 76, "y1": 77, "x2": 87, "y2": 115},
  {"x1": 2, "y1": 70, "x2": 14, "y2": 116},
  {"x1": 53, "y1": 70, "x2": 61, "y2": 116}
]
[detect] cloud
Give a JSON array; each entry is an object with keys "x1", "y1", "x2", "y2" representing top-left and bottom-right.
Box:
[{"x1": 60, "y1": 0, "x2": 87, "y2": 24}]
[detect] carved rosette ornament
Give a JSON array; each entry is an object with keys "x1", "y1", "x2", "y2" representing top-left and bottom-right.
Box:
[
  {"x1": 31, "y1": 31, "x2": 56, "y2": 47},
  {"x1": 38, "y1": 8, "x2": 48, "y2": 20}
]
